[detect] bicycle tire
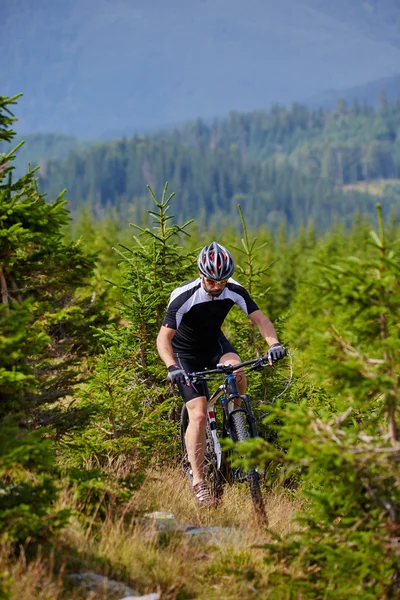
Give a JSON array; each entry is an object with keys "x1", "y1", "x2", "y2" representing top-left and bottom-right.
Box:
[
  {"x1": 180, "y1": 405, "x2": 222, "y2": 504},
  {"x1": 231, "y1": 411, "x2": 268, "y2": 525}
]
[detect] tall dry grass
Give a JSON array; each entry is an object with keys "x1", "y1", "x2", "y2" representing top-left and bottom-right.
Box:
[
  {"x1": 125, "y1": 466, "x2": 299, "y2": 536},
  {"x1": 2, "y1": 467, "x2": 300, "y2": 600},
  {"x1": 0, "y1": 546, "x2": 65, "y2": 600}
]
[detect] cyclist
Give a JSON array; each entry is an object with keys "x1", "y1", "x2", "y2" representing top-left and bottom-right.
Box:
[{"x1": 156, "y1": 241, "x2": 286, "y2": 507}]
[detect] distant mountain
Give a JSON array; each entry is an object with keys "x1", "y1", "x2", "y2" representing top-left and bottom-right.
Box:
[
  {"x1": 2, "y1": 0, "x2": 400, "y2": 137},
  {"x1": 307, "y1": 72, "x2": 400, "y2": 109},
  {"x1": 304, "y1": 0, "x2": 400, "y2": 47}
]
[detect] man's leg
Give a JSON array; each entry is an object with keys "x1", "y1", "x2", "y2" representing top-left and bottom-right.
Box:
[
  {"x1": 220, "y1": 352, "x2": 246, "y2": 405},
  {"x1": 220, "y1": 352, "x2": 246, "y2": 391},
  {"x1": 185, "y1": 395, "x2": 208, "y2": 486}
]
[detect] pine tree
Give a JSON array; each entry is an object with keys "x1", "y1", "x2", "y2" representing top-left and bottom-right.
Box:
[
  {"x1": 0, "y1": 94, "x2": 107, "y2": 545},
  {"x1": 0, "y1": 96, "x2": 108, "y2": 415},
  {"x1": 61, "y1": 183, "x2": 195, "y2": 473},
  {"x1": 238, "y1": 206, "x2": 400, "y2": 598}
]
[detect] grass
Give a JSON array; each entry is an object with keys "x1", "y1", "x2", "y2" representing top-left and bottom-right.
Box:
[
  {"x1": 1, "y1": 467, "x2": 300, "y2": 600},
  {"x1": 0, "y1": 546, "x2": 65, "y2": 600}
]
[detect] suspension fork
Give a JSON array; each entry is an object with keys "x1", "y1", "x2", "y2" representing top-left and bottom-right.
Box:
[{"x1": 207, "y1": 391, "x2": 223, "y2": 469}]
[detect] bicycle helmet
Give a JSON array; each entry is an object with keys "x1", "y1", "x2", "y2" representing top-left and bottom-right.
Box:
[{"x1": 197, "y1": 241, "x2": 235, "y2": 280}]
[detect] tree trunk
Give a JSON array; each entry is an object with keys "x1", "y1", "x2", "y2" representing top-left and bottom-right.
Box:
[
  {"x1": 387, "y1": 399, "x2": 398, "y2": 444},
  {"x1": 0, "y1": 264, "x2": 8, "y2": 304}
]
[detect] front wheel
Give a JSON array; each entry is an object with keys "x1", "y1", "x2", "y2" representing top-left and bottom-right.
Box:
[{"x1": 231, "y1": 411, "x2": 268, "y2": 525}]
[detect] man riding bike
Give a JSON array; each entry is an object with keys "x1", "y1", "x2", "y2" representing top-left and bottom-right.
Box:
[{"x1": 156, "y1": 241, "x2": 286, "y2": 507}]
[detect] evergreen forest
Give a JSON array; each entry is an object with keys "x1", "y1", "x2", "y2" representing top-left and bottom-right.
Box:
[
  {"x1": 0, "y1": 94, "x2": 399, "y2": 599},
  {"x1": 33, "y1": 93, "x2": 400, "y2": 234}
]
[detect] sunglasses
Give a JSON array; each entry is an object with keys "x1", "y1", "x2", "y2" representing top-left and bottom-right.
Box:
[{"x1": 204, "y1": 277, "x2": 229, "y2": 286}]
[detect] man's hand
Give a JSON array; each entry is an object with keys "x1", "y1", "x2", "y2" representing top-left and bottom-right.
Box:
[
  {"x1": 265, "y1": 343, "x2": 286, "y2": 365},
  {"x1": 167, "y1": 364, "x2": 189, "y2": 385}
]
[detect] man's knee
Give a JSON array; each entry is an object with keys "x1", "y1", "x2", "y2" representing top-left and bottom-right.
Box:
[
  {"x1": 220, "y1": 352, "x2": 247, "y2": 390},
  {"x1": 236, "y1": 370, "x2": 247, "y2": 389},
  {"x1": 186, "y1": 397, "x2": 207, "y2": 427}
]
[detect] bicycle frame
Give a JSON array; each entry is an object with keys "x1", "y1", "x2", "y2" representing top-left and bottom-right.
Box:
[{"x1": 199, "y1": 361, "x2": 264, "y2": 470}]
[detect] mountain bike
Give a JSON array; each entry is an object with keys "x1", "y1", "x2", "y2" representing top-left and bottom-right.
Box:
[{"x1": 180, "y1": 356, "x2": 270, "y2": 524}]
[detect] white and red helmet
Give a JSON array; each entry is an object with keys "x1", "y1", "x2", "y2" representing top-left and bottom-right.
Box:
[{"x1": 197, "y1": 241, "x2": 235, "y2": 280}]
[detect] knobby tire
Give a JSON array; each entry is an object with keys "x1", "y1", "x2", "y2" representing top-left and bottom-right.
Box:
[{"x1": 231, "y1": 411, "x2": 268, "y2": 525}]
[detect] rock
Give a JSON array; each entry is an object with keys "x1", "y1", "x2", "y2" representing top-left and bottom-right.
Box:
[
  {"x1": 184, "y1": 526, "x2": 238, "y2": 543},
  {"x1": 68, "y1": 572, "x2": 136, "y2": 596},
  {"x1": 121, "y1": 595, "x2": 160, "y2": 600},
  {"x1": 142, "y1": 512, "x2": 241, "y2": 544},
  {"x1": 143, "y1": 511, "x2": 176, "y2": 520},
  {"x1": 142, "y1": 511, "x2": 193, "y2": 533}
]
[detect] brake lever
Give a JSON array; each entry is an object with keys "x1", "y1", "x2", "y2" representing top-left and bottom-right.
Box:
[
  {"x1": 216, "y1": 363, "x2": 228, "y2": 369},
  {"x1": 253, "y1": 359, "x2": 265, "y2": 371}
]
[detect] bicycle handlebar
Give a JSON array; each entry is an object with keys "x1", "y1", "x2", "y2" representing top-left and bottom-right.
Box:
[{"x1": 188, "y1": 355, "x2": 268, "y2": 381}]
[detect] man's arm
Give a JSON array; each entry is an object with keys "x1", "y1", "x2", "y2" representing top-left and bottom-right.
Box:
[
  {"x1": 249, "y1": 309, "x2": 280, "y2": 346},
  {"x1": 249, "y1": 309, "x2": 286, "y2": 363},
  {"x1": 157, "y1": 325, "x2": 190, "y2": 384},
  {"x1": 156, "y1": 325, "x2": 178, "y2": 368}
]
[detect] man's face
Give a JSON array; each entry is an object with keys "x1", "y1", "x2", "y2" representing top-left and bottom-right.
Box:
[{"x1": 201, "y1": 275, "x2": 228, "y2": 296}]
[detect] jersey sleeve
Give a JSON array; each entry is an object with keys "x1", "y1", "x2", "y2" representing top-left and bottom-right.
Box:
[
  {"x1": 239, "y1": 288, "x2": 259, "y2": 315},
  {"x1": 162, "y1": 297, "x2": 179, "y2": 330},
  {"x1": 161, "y1": 280, "x2": 201, "y2": 330},
  {"x1": 228, "y1": 281, "x2": 259, "y2": 315}
]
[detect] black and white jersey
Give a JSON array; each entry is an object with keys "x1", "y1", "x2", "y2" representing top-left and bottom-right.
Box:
[{"x1": 162, "y1": 277, "x2": 259, "y2": 357}]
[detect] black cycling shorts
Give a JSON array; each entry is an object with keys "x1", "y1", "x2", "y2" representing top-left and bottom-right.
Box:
[{"x1": 174, "y1": 336, "x2": 238, "y2": 403}]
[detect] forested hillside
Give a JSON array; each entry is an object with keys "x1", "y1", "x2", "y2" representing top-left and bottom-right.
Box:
[
  {"x1": 1, "y1": 94, "x2": 399, "y2": 599},
  {"x1": 37, "y1": 96, "x2": 400, "y2": 232},
  {"x1": 0, "y1": 132, "x2": 92, "y2": 179}
]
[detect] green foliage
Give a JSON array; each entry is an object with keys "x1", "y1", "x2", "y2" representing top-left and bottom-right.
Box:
[
  {"x1": 0, "y1": 94, "x2": 109, "y2": 548},
  {"x1": 0, "y1": 96, "x2": 108, "y2": 415},
  {"x1": 308, "y1": 205, "x2": 400, "y2": 443},
  {"x1": 234, "y1": 206, "x2": 400, "y2": 597},
  {"x1": 57, "y1": 183, "x2": 196, "y2": 510},
  {"x1": 221, "y1": 205, "x2": 291, "y2": 424},
  {"x1": 246, "y1": 402, "x2": 399, "y2": 599},
  {"x1": 113, "y1": 183, "x2": 194, "y2": 369},
  {"x1": 68, "y1": 206, "x2": 135, "y2": 308},
  {"x1": 66, "y1": 465, "x2": 145, "y2": 521},
  {"x1": 0, "y1": 421, "x2": 70, "y2": 544},
  {"x1": 227, "y1": 204, "x2": 272, "y2": 355},
  {"x1": 58, "y1": 342, "x2": 178, "y2": 469}
]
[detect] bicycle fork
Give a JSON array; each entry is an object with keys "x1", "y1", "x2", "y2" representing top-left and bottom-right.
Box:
[
  {"x1": 206, "y1": 375, "x2": 259, "y2": 469},
  {"x1": 206, "y1": 406, "x2": 223, "y2": 469}
]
